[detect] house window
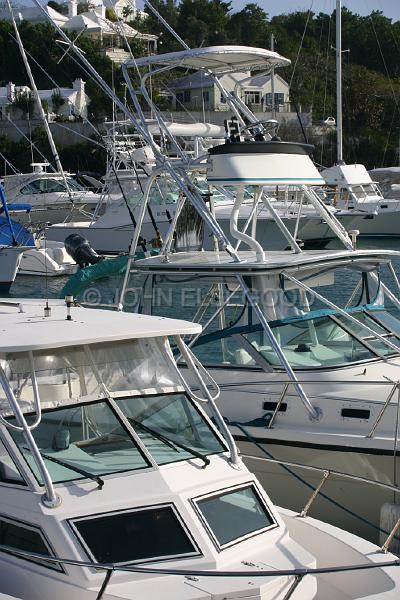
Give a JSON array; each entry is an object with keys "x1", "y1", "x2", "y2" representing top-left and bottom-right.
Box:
[
  {"x1": 265, "y1": 93, "x2": 285, "y2": 107},
  {"x1": 184, "y1": 90, "x2": 191, "y2": 103},
  {"x1": 0, "y1": 516, "x2": 61, "y2": 571},
  {"x1": 202, "y1": 91, "x2": 210, "y2": 102},
  {"x1": 244, "y1": 91, "x2": 261, "y2": 105},
  {"x1": 176, "y1": 92, "x2": 184, "y2": 104},
  {"x1": 220, "y1": 91, "x2": 235, "y2": 104}
]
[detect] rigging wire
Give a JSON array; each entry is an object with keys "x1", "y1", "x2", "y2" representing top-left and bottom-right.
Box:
[{"x1": 289, "y1": 0, "x2": 315, "y2": 90}]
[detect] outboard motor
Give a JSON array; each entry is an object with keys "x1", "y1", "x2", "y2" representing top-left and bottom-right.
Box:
[{"x1": 64, "y1": 234, "x2": 103, "y2": 269}]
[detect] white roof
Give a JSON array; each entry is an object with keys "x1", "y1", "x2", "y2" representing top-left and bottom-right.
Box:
[
  {"x1": 0, "y1": 6, "x2": 69, "y2": 24},
  {"x1": 0, "y1": 300, "x2": 201, "y2": 352},
  {"x1": 128, "y1": 46, "x2": 290, "y2": 74},
  {"x1": 134, "y1": 249, "x2": 400, "y2": 275},
  {"x1": 322, "y1": 163, "x2": 373, "y2": 186}
]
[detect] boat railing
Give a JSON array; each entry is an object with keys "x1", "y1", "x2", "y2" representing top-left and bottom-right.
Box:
[
  {"x1": 0, "y1": 534, "x2": 399, "y2": 600},
  {"x1": 0, "y1": 358, "x2": 60, "y2": 508},
  {"x1": 239, "y1": 451, "x2": 400, "y2": 555}
]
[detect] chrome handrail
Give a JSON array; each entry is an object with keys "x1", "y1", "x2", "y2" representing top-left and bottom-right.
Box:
[
  {"x1": 241, "y1": 453, "x2": 400, "y2": 552},
  {"x1": 0, "y1": 542, "x2": 398, "y2": 600}
]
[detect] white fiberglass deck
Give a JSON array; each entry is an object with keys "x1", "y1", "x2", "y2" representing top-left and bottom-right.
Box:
[{"x1": 0, "y1": 300, "x2": 201, "y2": 352}]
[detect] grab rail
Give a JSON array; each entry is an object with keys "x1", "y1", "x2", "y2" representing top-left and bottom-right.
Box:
[
  {"x1": 241, "y1": 453, "x2": 400, "y2": 552},
  {"x1": 0, "y1": 542, "x2": 398, "y2": 600}
]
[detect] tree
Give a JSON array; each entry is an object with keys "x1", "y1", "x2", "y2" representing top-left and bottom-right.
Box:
[
  {"x1": 230, "y1": 3, "x2": 270, "y2": 47},
  {"x1": 51, "y1": 90, "x2": 65, "y2": 114}
]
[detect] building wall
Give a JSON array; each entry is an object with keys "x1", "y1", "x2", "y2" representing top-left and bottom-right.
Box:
[{"x1": 172, "y1": 72, "x2": 291, "y2": 112}]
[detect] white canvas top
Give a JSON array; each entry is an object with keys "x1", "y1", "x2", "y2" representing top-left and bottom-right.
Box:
[
  {"x1": 127, "y1": 46, "x2": 290, "y2": 74},
  {"x1": 134, "y1": 249, "x2": 400, "y2": 274},
  {"x1": 0, "y1": 300, "x2": 201, "y2": 353}
]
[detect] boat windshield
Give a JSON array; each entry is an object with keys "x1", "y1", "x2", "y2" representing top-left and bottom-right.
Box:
[
  {"x1": 192, "y1": 307, "x2": 400, "y2": 370},
  {"x1": 8, "y1": 393, "x2": 225, "y2": 485},
  {"x1": 20, "y1": 177, "x2": 85, "y2": 194}
]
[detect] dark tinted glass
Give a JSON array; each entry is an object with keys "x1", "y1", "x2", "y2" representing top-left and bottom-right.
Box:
[
  {"x1": 73, "y1": 506, "x2": 197, "y2": 563},
  {"x1": 0, "y1": 517, "x2": 59, "y2": 570}
]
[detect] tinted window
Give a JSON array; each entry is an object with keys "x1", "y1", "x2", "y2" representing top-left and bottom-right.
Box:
[
  {"x1": 0, "y1": 517, "x2": 59, "y2": 570},
  {"x1": 195, "y1": 485, "x2": 275, "y2": 547},
  {"x1": 0, "y1": 440, "x2": 25, "y2": 486},
  {"x1": 9, "y1": 401, "x2": 150, "y2": 485},
  {"x1": 72, "y1": 505, "x2": 198, "y2": 564},
  {"x1": 117, "y1": 393, "x2": 225, "y2": 466}
]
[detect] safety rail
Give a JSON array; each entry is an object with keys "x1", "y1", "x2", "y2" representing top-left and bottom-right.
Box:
[
  {"x1": 240, "y1": 452, "x2": 400, "y2": 553},
  {"x1": 0, "y1": 542, "x2": 398, "y2": 600},
  {"x1": 0, "y1": 300, "x2": 24, "y2": 313}
]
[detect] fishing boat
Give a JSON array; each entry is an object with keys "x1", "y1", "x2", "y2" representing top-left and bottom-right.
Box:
[
  {"x1": 33, "y1": 0, "x2": 400, "y2": 553},
  {"x1": 1, "y1": 297, "x2": 400, "y2": 600}
]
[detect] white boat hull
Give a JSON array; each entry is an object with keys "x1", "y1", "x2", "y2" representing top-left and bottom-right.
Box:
[
  {"x1": 204, "y1": 358, "x2": 400, "y2": 545},
  {"x1": 0, "y1": 246, "x2": 26, "y2": 292}
]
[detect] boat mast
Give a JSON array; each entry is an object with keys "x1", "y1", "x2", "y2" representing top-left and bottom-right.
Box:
[
  {"x1": 6, "y1": 0, "x2": 72, "y2": 197},
  {"x1": 336, "y1": 0, "x2": 344, "y2": 164}
]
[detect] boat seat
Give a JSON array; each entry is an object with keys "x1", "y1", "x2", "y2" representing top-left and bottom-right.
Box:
[{"x1": 234, "y1": 348, "x2": 255, "y2": 365}]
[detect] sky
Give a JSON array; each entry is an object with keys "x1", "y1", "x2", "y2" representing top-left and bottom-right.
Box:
[{"x1": 229, "y1": 1, "x2": 400, "y2": 21}]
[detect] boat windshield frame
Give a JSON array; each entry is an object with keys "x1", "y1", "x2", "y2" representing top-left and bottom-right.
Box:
[
  {"x1": 5, "y1": 391, "x2": 228, "y2": 488},
  {"x1": 190, "y1": 304, "x2": 400, "y2": 371}
]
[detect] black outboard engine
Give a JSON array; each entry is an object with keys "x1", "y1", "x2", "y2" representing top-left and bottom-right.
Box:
[{"x1": 64, "y1": 234, "x2": 103, "y2": 269}]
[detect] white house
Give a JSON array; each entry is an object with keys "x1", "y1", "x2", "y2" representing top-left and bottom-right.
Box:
[
  {"x1": 0, "y1": 78, "x2": 90, "y2": 120},
  {"x1": 169, "y1": 70, "x2": 291, "y2": 112},
  {"x1": 0, "y1": 3, "x2": 69, "y2": 27},
  {"x1": 62, "y1": 1, "x2": 157, "y2": 63}
]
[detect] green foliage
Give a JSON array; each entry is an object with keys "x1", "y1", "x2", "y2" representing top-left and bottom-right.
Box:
[
  {"x1": 41, "y1": 99, "x2": 49, "y2": 114},
  {"x1": 2, "y1": 1, "x2": 400, "y2": 167},
  {"x1": 51, "y1": 90, "x2": 65, "y2": 113},
  {"x1": 12, "y1": 90, "x2": 35, "y2": 118},
  {"x1": 105, "y1": 8, "x2": 118, "y2": 22},
  {"x1": 47, "y1": 1, "x2": 68, "y2": 15}
]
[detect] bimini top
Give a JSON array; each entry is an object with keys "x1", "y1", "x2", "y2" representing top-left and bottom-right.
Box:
[
  {"x1": 0, "y1": 299, "x2": 201, "y2": 353},
  {"x1": 134, "y1": 249, "x2": 400, "y2": 276},
  {"x1": 127, "y1": 45, "x2": 290, "y2": 74}
]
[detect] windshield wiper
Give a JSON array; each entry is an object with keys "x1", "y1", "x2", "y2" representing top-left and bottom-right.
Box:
[
  {"x1": 128, "y1": 418, "x2": 210, "y2": 469},
  {"x1": 23, "y1": 447, "x2": 104, "y2": 489}
]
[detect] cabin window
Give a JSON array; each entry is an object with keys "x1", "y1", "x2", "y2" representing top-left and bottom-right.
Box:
[
  {"x1": 193, "y1": 484, "x2": 276, "y2": 549},
  {"x1": 0, "y1": 440, "x2": 26, "y2": 486},
  {"x1": 70, "y1": 504, "x2": 199, "y2": 564},
  {"x1": 20, "y1": 179, "x2": 66, "y2": 195},
  {"x1": 0, "y1": 516, "x2": 61, "y2": 571},
  {"x1": 9, "y1": 400, "x2": 151, "y2": 485},
  {"x1": 116, "y1": 392, "x2": 226, "y2": 466}
]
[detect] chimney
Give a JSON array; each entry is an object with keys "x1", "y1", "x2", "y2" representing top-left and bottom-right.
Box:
[
  {"x1": 68, "y1": 0, "x2": 78, "y2": 18},
  {"x1": 73, "y1": 78, "x2": 85, "y2": 93},
  {"x1": 6, "y1": 82, "x2": 15, "y2": 102},
  {"x1": 94, "y1": 5, "x2": 106, "y2": 19}
]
